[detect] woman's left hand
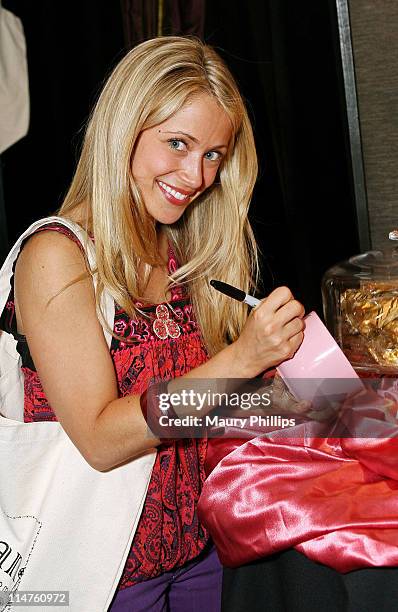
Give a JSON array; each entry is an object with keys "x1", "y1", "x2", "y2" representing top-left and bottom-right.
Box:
[{"x1": 264, "y1": 374, "x2": 337, "y2": 422}]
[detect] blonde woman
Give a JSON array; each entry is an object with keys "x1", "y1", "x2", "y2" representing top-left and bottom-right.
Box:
[{"x1": 4, "y1": 37, "x2": 305, "y2": 611}]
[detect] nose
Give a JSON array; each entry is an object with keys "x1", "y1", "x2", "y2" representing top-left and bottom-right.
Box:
[{"x1": 179, "y1": 155, "x2": 204, "y2": 191}]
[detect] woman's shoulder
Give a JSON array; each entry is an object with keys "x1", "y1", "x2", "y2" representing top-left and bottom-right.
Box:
[
  {"x1": 22, "y1": 220, "x2": 88, "y2": 254},
  {"x1": 17, "y1": 223, "x2": 87, "y2": 271},
  {"x1": 13, "y1": 220, "x2": 96, "y2": 339},
  {"x1": 14, "y1": 223, "x2": 92, "y2": 316}
]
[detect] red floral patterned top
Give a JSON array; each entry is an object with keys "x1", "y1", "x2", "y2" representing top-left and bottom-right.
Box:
[{"x1": 0, "y1": 223, "x2": 210, "y2": 590}]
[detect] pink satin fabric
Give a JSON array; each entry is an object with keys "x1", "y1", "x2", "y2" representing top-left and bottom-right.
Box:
[{"x1": 198, "y1": 382, "x2": 398, "y2": 573}]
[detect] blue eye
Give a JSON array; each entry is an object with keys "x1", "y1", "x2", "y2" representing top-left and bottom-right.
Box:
[
  {"x1": 168, "y1": 139, "x2": 186, "y2": 151},
  {"x1": 205, "y1": 151, "x2": 221, "y2": 161}
]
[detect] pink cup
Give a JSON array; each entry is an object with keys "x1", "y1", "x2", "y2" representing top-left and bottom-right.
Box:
[{"x1": 276, "y1": 311, "x2": 364, "y2": 406}]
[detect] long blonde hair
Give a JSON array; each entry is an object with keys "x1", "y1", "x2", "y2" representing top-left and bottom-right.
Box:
[{"x1": 59, "y1": 36, "x2": 259, "y2": 356}]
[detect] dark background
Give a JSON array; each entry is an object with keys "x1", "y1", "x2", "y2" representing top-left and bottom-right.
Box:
[{"x1": 0, "y1": 0, "x2": 360, "y2": 315}]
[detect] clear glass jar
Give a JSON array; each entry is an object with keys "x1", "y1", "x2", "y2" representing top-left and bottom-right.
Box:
[{"x1": 322, "y1": 232, "x2": 398, "y2": 374}]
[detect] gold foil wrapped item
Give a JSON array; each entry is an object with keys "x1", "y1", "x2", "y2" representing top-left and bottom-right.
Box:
[{"x1": 340, "y1": 281, "x2": 398, "y2": 369}]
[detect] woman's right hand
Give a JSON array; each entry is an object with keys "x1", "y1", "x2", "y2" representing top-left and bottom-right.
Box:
[{"x1": 232, "y1": 286, "x2": 305, "y2": 378}]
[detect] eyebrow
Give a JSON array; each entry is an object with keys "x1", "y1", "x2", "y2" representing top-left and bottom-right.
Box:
[{"x1": 160, "y1": 130, "x2": 228, "y2": 150}]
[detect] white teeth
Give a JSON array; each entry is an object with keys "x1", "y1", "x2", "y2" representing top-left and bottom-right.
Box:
[{"x1": 158, "y1": 181, "x2": 189, "y2": 200}]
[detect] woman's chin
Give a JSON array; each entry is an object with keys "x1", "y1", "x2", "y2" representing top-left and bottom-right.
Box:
[{"x1": 152, "y1": 207, "x2": 187, "y2": 225}]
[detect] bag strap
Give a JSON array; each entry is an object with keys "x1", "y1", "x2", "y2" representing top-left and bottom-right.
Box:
[{"x1": 0, "y1": 216, "x2": 114, "y2": 346}]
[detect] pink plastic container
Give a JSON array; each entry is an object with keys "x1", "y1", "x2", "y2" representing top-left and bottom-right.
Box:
[{"x1": 276, "y1": 311, "x2": 363, "y2": 405}]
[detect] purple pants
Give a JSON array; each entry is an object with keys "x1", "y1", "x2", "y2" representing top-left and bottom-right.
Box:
[{"x1": 108, "y1": 545, "x2": 222, "y2": 612}]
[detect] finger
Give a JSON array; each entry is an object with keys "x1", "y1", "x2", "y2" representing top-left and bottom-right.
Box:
[
  {"x1": 275, "y1": 387, "x2": 311, "y2": 414},
  {"x1": 270, "y1": 376, "x2": 285, "y2": 404},
  {"x1": 272, "y1": 385, "x2": 294, "y2": 411},
  {"x1": 275, "y1": 300, "x2": 305, "y2": 326},
  {"x1": 271, "y1": 377, "x2": 298, "y2": 410},
  {"x1": 282, "y1": 317, "x2": 305, "y2": 340},
  {"x1": 277, "y1": 390, "x2": 308, "y2": 413},
  {"x1": 293, "y1": 400, "x2": 311, "y2": 414},
  {"x1": 286, "y1": 330, "x2": 304, "y2": 357},
  {"x1": 258, "y1": 286, "x2": 294, "y2": 314}
]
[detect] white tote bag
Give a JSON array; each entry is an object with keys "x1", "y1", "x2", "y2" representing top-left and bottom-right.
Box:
[{"x1": 0, "y1": 217, "x2": 156, "y2": 611}]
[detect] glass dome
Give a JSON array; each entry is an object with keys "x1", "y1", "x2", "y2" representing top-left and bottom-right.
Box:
[{"x1": 322, "y1": 232, "x2": 398, "y2": 374}]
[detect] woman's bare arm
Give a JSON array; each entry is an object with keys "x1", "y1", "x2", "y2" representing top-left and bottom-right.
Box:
[{"x1": 15, "y1": 231, "x2": 304, "y2": 471}]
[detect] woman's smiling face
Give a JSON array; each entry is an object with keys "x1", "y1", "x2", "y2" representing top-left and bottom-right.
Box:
[{"x1": 131, "y1": 94, "x2": 233, "y2": 225}]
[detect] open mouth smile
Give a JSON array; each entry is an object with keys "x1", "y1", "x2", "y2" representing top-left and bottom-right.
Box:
[{"x1": 157, "y1": 180, "x2": 195, "y2": 205}]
